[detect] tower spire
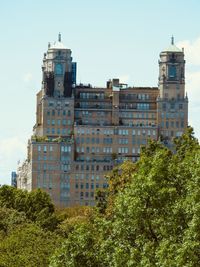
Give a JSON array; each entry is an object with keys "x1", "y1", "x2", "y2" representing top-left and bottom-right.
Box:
[
  {"x1": 171, "y1": 35, "x2": 174, "y2": 45},
  {"x1": 58, "y1": 32, "x2": 61, "y2": 42}
]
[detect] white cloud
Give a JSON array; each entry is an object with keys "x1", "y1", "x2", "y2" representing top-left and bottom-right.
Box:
[
  {"x1": 177, "y1": 38, "x2": 200, "y2": 66},
  {"x1": 186, "y1": 71, "x2": 200, "y2": 101},
  {"x1": 177, "y1": 37, "x2": 200, "y2": 140},
  {"x1": 0, "y1": 136, "x2": 27, "y2": 185},
  {"x1": 23, "y1": 73, "x2": 33, "y2": 83},
  {"x1": 118, "y1": 74, "x2": 130, "y2": 84}
]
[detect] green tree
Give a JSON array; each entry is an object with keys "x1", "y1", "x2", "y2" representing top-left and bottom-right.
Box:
[
  {"x1": 51, "y1": 128, "x2": 200, "y2": 266},
  {"x1": 0, "y1": 223, "x2": 63, "y2": 267},
  {"x1": 0, "y1": 186, "x2": 59, "y2": 230},
  {"x1": 50, "y1": 222, "x2": 101, "y2": 267}
]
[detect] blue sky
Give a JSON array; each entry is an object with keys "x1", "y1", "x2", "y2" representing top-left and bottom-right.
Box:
[{"x1": 0, "y1": 0, "x2": 200, "y2": 185}]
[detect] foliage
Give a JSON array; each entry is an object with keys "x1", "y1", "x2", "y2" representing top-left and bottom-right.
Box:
[
  {"x1": 50, "y1": 223, "x2": 100, "y2": 267},
  {"x1": 0, "y1": 187, "x2": 59, "y2": 230},
  {"x1": 31, "y1": 135, "x2": 73, "y2": 144},
  {"x1": 55, "y1": 206, "x2": 93, "y2": 238},
  {"x1": 0, "y1": 207, "x2": 27, "y2": 235},
  {"x1": 51, "y1": 127, "x2": 200, "y2": 266},
  {"x1": 0, "y1": 223, "x2": 62, "y2": 267}
]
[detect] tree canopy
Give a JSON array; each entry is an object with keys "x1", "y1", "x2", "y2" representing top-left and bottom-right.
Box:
[{"x1": 51, "y1": 127, "x2": 200, "y2": 266}]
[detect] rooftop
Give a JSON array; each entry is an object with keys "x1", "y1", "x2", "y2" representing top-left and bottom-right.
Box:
[
  {"x1": 49, "y1": 33, "x2": 67, "y2": 50},
  {"x1": 162, "y1": 36, "x2": 182, "y2": 53}
]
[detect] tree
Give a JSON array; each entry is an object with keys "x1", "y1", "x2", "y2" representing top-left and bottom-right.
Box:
[
  {"x1": 50, "y1": 223, "x2": 100, "y2": 267},
  {"x1": 0, "y1": 223, "x2": 63, "y2": 267},
  {"x1": 51, "y1": 128, "x2": 200, "y2": 266},
  {"x1": 0, "y1": 186, "x2": 59, "y2": 231}
]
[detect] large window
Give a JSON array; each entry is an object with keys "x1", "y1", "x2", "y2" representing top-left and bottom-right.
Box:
[{"x1": 168, "y1": 65, "x2": 176, "y2": 79}]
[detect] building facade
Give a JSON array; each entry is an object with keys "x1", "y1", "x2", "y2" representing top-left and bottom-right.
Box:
[{"x1": 17, "y1": 35, "x2": 188, "y2": 207}]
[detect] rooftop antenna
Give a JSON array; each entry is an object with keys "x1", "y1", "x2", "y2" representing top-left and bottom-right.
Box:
[
  {"x1": 58, "y1": 32, "x2": 61, "y2": 42},
  {"x1": 171, "y1": 35, "x2": 174, "y2": 45}
]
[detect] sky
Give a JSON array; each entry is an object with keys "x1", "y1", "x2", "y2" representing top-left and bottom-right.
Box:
[{"x1": 0, "y1": 0, "x2": 200, "y2": 185}]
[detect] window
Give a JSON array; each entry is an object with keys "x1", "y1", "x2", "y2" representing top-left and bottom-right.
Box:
[
  {"x1": 119, "y1": 138, "x2": 128, "y2": 144},
  {"x1": 38, "y1": 145, "x2": 41, "y2": 152},
  {"x1": 118, "y1": 147, "x2": 129, "y2": 154},
  {"x1": 171, "y1": 103, "x2": 175, "y2": 109},
  {"x1": 61, "y1": 146, "x2": 71, "y2": 153},
  {"x1": 162, "y1": 103, "x2": 166, "y2": 111},
  {"x1": 103, "y1": 147, "x2": 112, "y2": 153},
  {"x1": 169, "y1": 65, "x2": 176, "y2": 78},
  {"x1": 62, "y1": 129, "x2": 67, "y2": 135},
  {"x1": 62, "y1": 119, "x2": 66, "y2": 125},
  {"x1": 137, "y1": 103, "x2": 149, "y2": 110}
]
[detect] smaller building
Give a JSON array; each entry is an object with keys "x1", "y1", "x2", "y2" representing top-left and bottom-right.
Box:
[{"x1": 11, "y1": 171, "x2": 17, "y2": 187}]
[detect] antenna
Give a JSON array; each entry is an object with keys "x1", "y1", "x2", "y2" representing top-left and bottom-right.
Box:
[
  {"x1": 171, "y1": 35, "x2": 174, "y2": 45},
  {"x1": 58, "y1": 32, "x2": 61, "y2": 42}
]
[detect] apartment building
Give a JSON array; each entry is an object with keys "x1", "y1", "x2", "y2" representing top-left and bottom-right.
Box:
[{"x1": 17, "y1": 35, "x2": 188, "y2": 207}]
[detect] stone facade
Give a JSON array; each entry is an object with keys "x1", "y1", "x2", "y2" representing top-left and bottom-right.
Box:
[{"x1": 17, "y1": 35, "x2": 188, "y2": 207}]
